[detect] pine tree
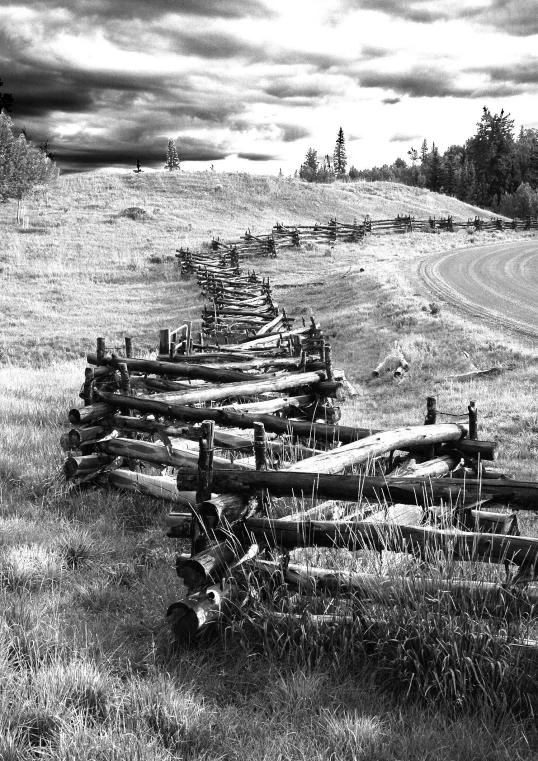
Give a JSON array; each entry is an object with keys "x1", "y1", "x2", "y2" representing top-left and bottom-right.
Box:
[
  {"x1": 299, "y1": 148, "x2": 318, "y2": 182},
  {"x1": 133, "y1": 158, "x2": 143, "y2": 173},
  {"x1": 164, "y1": 139, "x2": 180, "y2": 171},
  {"x1": 426, "y1": 143, "x2": 444, "y2": 192},
  {"x1": 333, "y1": 127, "x2": 347, "y2": 177},
  {"x1": 420, "y1": 139, "x2": 429, "y2": 163},
  {"x1": 466, "y1": 107, "x2": 516, "y2": 205}
]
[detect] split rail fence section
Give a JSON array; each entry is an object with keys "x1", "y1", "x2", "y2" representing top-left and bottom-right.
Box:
[
  {"x1": 61, "y1": 218, "x2": 538, "y2": 646},
  {"x1": 178, "y1": 215, "x2": 538, "y2": 262}
]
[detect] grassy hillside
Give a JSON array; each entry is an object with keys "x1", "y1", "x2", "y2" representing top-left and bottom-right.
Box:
[{"x1": 1, "y1": 171, "x2": 538, "y2": 759}]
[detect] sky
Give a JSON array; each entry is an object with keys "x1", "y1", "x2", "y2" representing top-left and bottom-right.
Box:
[{"x1": 1, "y1": 0, "x2": 537, "y2": 175}]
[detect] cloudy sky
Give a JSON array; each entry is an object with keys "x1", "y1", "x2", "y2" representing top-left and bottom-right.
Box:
[{"x1": 1, "y1": 0, "x2": 537, "y2": 175}]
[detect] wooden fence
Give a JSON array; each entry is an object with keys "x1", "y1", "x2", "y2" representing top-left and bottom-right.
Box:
[
  {"x1": 176, "y1": 215, "x2": 538, "y2": 263},
  {"x1": 60, "y1": 217, "x2": 538, "y2": 646}
]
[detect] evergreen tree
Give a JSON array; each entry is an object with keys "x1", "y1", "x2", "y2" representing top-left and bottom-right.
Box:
[
  {"x1": 299, "y1": 148, "x2": 318, "y2": 182},
  {"x1": 420, "y1": 139, "x2": 429, "y2": 163},
  {"x1": 164, "y1": 139, "x2": 180, "y2": 171},
  {"x1": 407, "y1": 147, "x2": 420, "y2": 185},
  {"x1": 426, "y1": 143, "x2": 444, "y2": 192},
  {"x1": 466, "y1": 107, "x2": 516, "y2": 206},
  {"x1": 133, "y1": 158, "x2": 143, "y2": 173},
  {"x1": 333, "y1": 127, "x2": 347, "y2": 177}
]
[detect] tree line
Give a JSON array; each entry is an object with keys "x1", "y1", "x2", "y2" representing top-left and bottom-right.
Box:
[{"x1": 299, "y1": 109, "x2": 538, "y2": 216}]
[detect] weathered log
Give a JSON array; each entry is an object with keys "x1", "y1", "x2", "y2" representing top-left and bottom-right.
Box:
[
  {"x1": 204, "y1": 469, "x2": 538, "y2": 512},
  {"x1": 98, "y1": 438, "x2": 254, "y2": 471},
  {"x1": 252, "y1": 560, "x2": 538, "y2": 605},
  {"x1": 139, "y1": 371, "x2": 325, "y2": 406},
  {"x1": 167, "y1": 582, "x2": 242, "y2": 639},
  {"x1": 64, "y1": 453, "x2": 115, "y2": 479},
  {"x1": 66, "y1": 424, "x2": 110, "y2": 449},
  {"x1": 108, "y1": 469, "x2": 197, "y2": 504},
  {"x1": 87, "y1": 352, "x2": 266, "y2": 383},
  {"x1": 200, "y1": 493, "x2": 255, "y2": 530},
  {"x1": 288, "y1": 424, "x2": 466, "y2": 474},
  {"x1": 389, "y1": 454, "x2": 461, "y2": 478},
  {"x1": 175, "y1": 541, "x2": 241, "y2": 589},
  {"x1": 69, "y1": 402, "x2": 115, "y2": 426},
  {"x1": 242, "y1": 516, "x2": 538, "y2": 568}
]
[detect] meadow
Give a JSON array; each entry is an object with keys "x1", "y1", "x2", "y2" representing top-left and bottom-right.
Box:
[{"x1": 1, "y1": 171, "x2": 538, "y2": 759}]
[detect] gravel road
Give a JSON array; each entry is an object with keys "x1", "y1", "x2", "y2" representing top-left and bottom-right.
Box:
[{"x1": 420, "y1": 240, "x2": 538, "y2": 339}]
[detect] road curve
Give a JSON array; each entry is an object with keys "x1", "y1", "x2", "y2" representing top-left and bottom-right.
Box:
[{"x1": 420, "y1": 240, "x2": 538, "y2": 339}]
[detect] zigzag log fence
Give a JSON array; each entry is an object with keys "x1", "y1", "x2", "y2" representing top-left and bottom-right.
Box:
[
  {"x1": 61, "y1": 212, "x2": 538, "y2": 652},
  {"x1": 175, "y1": 214, "x2": 538, "y2": 263}
]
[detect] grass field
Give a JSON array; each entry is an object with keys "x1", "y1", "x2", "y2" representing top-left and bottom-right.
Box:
[{"x1": 1, "y1": 171, "x2": 538, "y2": 759}]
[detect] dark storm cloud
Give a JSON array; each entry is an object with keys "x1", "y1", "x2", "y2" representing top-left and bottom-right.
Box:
[
  {"x1": 57, "y1": 135, "x2": 229, "y2": 173},
  {"x1": 237, "y1": 151, "x2": 278, "y2": 161},
  {"x1": 278, "y1": 123, "x2": 311, "y2": 142},
  {"x1": 18, "y1": 0, "x2": 273, "y2": 21}
]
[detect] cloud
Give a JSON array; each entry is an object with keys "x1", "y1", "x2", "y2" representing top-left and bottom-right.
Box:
[
  {"x1": 237, "y1": 151, "x2": 278, "y2": 161},
  {"x1": 17, "y1": 0, "x2": 273, "y2": 21},
  {"x1": 263, "y1": 81, "x2": 329, "y2": 104},
  {"x1": 339, "y1": 0, "x2": 451, "y2": 24},
  {"x1": 57, "y1": 134, "x2": 229, "y2": 173},
  {"x1": 278, "y1": 123, "x2": 311, "y2": 142},
  {"x1": 468, "y1": 0, "x2": 538, "y2": 37},
  {"x1": 358, "y1": 67, "x2": 475, "y2": 98},
  {"x1": 389, "y1": 132, "x2": 421, "y2": 142},
  {"x1": 478, "y1": 60, "x2": 538, "y2": 86},
  {"x1": 382, "y1": 97, "x2": 401, "y2": 105}
]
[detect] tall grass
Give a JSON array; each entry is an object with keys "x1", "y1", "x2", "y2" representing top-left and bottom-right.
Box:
[{"x1": 1, "y1": 172, "x2": 538, "y2": 759}]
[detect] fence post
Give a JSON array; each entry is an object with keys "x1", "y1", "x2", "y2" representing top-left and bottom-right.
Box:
[
  {"x1": 124, "y1": 336, "x2": 133, "y2": 358},
  {"x1": 159, "y1": 329, "x2": 170, "y2": 356},
  {"x1": 468, "y1": 400, "x2": 477, "y2": 440},
  {"x1": 424, "y1": 396, "x2": 437, "y2": 460},
  {"x1": 192, "y1": 420, "x2": 215, "y2": 555},
  {"x1": 96, "y1": 337, "x2": 106, "y2": 361}
]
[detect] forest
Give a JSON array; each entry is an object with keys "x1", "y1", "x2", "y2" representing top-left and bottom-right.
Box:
[{"x1": 300, "y1": 108, "x2": 538, "y2": 218}]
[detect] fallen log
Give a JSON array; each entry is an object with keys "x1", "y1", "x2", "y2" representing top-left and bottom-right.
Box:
[
  {"x1": 288, "y1": 424, "x2": 466, "y2": 474},
  {"x1": 87, "y1": 353, "x2": 266, "y2": 384},
  {"x1": 242, "y1": 516, "x2": 538, "y2": 569},
  {"x1": 138, "y1": 370, "x2": 326, "y2": 406},
  {"x1": 252, "y1": 560, "x2": 538, "y2": 605},
  {"x1": 98, "y1": 438, "x2": 254, "y2": 471},
  {"x1": 64, "y1": 453, "x2": 116, "y2": 479},
  {"x1": 167, "y1": 582, "x2": 243, "y2": 639},
  {"x1": 108, "y1": 469, "x2": 197, "y2": 504},
  {"x1": 389, "y1": 454, "x2": 461, "y2": 478},
  {"x1": 203, "y1": 469, "x2": 538, "y2": 512}
]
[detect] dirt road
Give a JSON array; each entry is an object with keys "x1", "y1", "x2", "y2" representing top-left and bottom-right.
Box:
[{"x1": 420, "y1": 240, "x2": 538, "y2": 339}]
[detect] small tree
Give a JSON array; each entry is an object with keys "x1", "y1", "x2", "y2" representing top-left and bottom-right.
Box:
[
  {"x1": 299, "y1": 148, "x2": 319, "y2": 182},
  {"x1": 133, "y1": 158, "x2": 143, "y2": 173},
  {"x1": 0, "y1": 110, "x2": 59, "y2": 218},
  {"x1": 165, "y1": 139, "x2": 180, "y2": 171},
  {"x1": 333, "y1": 127, "x2": 347, "y2": 177}
]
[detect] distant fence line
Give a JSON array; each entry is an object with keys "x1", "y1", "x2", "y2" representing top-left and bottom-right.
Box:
[{"x1": 178, "y1": 215, "x2": 538, "y2": 261}]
